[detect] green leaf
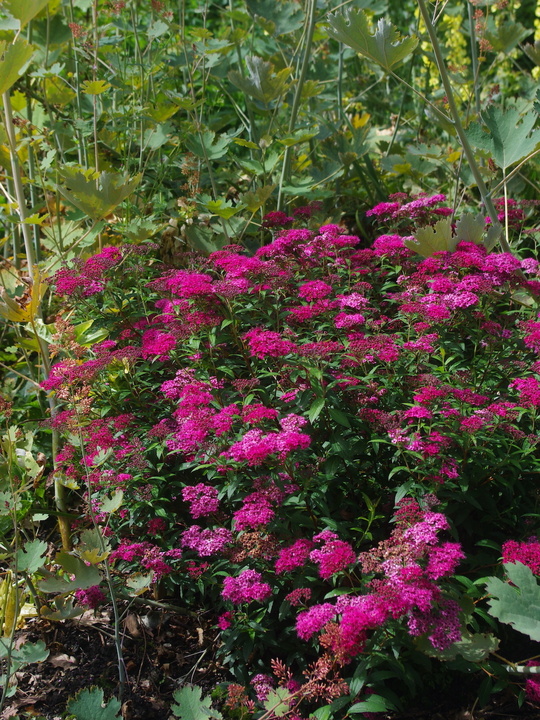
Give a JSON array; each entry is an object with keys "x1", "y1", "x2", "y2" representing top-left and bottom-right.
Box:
[
  {"x1": 455, "y1": 212, "x2": 486, "y2": 245},
  {"x1": 1, "y1": 0, "x2": 51, "y2": 29},
  {"x1": 55, "y1": 167, "x2": 142, "y2": 221},
  {"x1": 404, "y1": 218, "x2": 457, "y2": 257},
  {"x1": 263, "y1": 688, "x2": 291, "y2": 717},
  {"x1": 326, "y1": 9, "x2": 418, "y2": 72},
  {"x1": 0, "y1": 638, "x2": 48, "y2": 666},
  {"x1": 99, "y1": 490, "x2": 123, "y2": 514},
  {"x1": 308, "y1": 397, "x2": 326, "y2": 423},
  {"x1": 125, "y1": 572, "x2": 153, "y2": 596},
  {"x1": 40, "y1": 596, "x2": 84, "y2": 621},
  {"x1": 16, "y1": 539, "x2": 47, "y2": 574},
  {"x1": 186, "y1": 130, "x2": 232, "y2": 160},
  {"x1": 228, "y1": 56, "x2": 292, "y2": 104},
  {"x1": 485, "y1": 562, "x2": 540, "y2": 641},
  {"x1": 348, "y1": 694, "x2": 396, "y2": 713},
  {"x1": 524, "y1": 40, "x2": 540, "y2": 66},
  {"x1": 203, "y1": 199, "x2": 245, "y2": 219},
  {"x1": 170, "y1": 685, "x2": 223, "y2": 720},
  {"x1": 246, "y1": 0, "x2": 304, "y2": 35},
  {"x1": 277, "y1": 127, "x2": 319, "y2": 147},
  {"x1": 484, "y1": 20, "x2": 530, "y2": 54},
  {"x1": 240, "y1": 184, "x2": 275, "y2": 212},
  {"x1": 81, "y1": 79, "x2": 111, "y2": 95},
  {"x1": 328, "y1": 408, "x2": 351, "y2": 427},
  {"x1": 466, "y1": 104, "x2": 540, "y2": 171},
  {"x1": 67, "y1": 687, "x2": 121, "y2": 720},
  {"x1": 0, "y1": 37, "x2": 35, "y2": 95},
  {"x1": 416, "y1": 630, "x2": 499, "y2": 662},
  {"x1": 38, "y1": 552, "x2": 101, "y2": 594}
]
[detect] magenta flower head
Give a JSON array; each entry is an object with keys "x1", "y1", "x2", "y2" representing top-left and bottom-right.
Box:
[
  {"x1": 262, "y1": 211, "x2": 294, "y2": 229},
  {"x1": 222, "y1": 569, "x2": 272, "y2": 604}
]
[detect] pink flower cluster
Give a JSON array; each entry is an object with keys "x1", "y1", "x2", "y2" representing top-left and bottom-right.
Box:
[
  {"x1": 502, "y1": 539, "x2": 540, "y2": 574},
  {"x1": 295, "y1": 499, "x2": 464, "y2": 656},
  {"x1": 222, "y1": 569, "x2": 272, "y2": 604}
]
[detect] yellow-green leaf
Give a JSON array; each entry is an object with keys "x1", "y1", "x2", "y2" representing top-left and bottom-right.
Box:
[
  {"x1": 0, "y1": 37, "x2": 35, "y2": 95},
  {"x1": 81, "y1": 79, "x2": 112, "y2": 95},
  {"x1": 56, "y1": 167, "x2": 142, "y2": 221},
  {"x1": 404, "y1": 218, "x2": 457, "y2": 257},
  {"x1": 0, "y1": 0, "x2": 51, "y2": 29}
]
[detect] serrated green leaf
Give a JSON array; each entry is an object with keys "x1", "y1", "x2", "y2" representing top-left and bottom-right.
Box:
[
  {"x1": 204, "y1": 199, "x2": 245, "y2": 219},
  {"x1": 126, "y1": 572, "x2": 153, "y2": 595},
  {"x1": 0, "y1": 37, "x2": 35, "y2": 95},
  {"x1": 466, "y1": 104, "x2": 540, "y2": 171},
  {"x1": 455, "y1": 212, "x2": 485, "y2": 245},
  {"x1": 99, "y1": 490, "x2": 123, "y2": 514},
  {"x1": 404, "y1": 218, "x2": 456, "y2": 257},
  {"x1": 16, "y1": 539, "x2": 47, "y2": 574},
  {"x1": 524, "y1": 41, "x2": 540, "y2": 66},
  {"x1": 484, "y1": 20, "x2": 530, "y2": 54},
  {"x1": 416, "y1": 630, "x2": 499, "y2": 662},
  {"x1": 278, "y1": 128, "x2": 319, "y2": 147},
  {"x1": 228, "y1": 56, "x2": 292, "y2": 104},
  {"x1": 485, "y1": 562, "x2": 540, "y2": 641},
  {"x1": 67, "y1": 687, "x2": 121, "y2": 720},
  {"x1": 56, "y1": 167, "x2": 142, "y2": 221},
  {"x1": 0, "y1": 638, "x2": 48, "y2": 666},
  {"x1": 246, "y1": 0, "x2": 304, "y2": 35},
  {"x1": 326, "y1": 9, "x2": 418, "y2": 71},
  {"x1": 186, "y1": 130, "x2": 232, "y2": 160},
  {"x1": 264, "y1": 688, "x2": 291, "y2": 717},
  {"x1": 40, "y1": 596, "x2": 84, "y2": 621},
  {"x1": 38, "y1": 552, "x2": 102, "y2": 594},
  {"x1": 81, "y1": 79, "x2": 111, "y2": 95},
  {"x1": 1, "y1": 0, "x2": 51, "y2": 29},
  {"x1": 170, "y1": 685, "x2": 223, "y2": 720},
  {"x1": 240, "y1": 184, "x2": 275, "y2": 212}
]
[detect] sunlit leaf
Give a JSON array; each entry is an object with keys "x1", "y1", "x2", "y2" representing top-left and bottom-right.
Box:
[
  {"x1": 16, "y1": 539, "x2": 47, "y2": 574},
  {"x1": 56, "y1": 167, "x2": 142, "y2": 220},
  {"x1": 466, "y1": 104, "x2": 540, "y2": 171},
  {"x1": 404, "y1": 218, "x2": 457, "y2": 257},
  {"x1": 0, "y1": 267, "x2": 48, "y2": 323},
  {"x1": 81, "y1": 79, "x2": 111, "y2": 95},
  {"x1": 171, "y1": 685, "x2": 223, "y2": 720},
  {"x1": 0, "y1": 0, "x2": 51, "y2": 29},
  {"x1": 204, "y1": 199, "x2": 245, "y2": 219},
  {"x1": 0, "y1": 37, "x2": 35, "y2": 95},
  {"x1": 99, "y1": 490, "x2": 123, "y2": 514},
  {"x1": 326, "y1": 9, "x2": 418, "y2": 72},
  {"x1": 67, "y1": 687, "x2": 121, "y2": 720}
]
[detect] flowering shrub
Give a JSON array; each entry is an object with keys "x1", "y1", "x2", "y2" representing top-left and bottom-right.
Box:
[{"x1": 43, "y1": 195, "x2": 540, "y2": 711}]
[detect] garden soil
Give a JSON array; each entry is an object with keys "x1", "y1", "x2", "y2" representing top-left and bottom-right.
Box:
[{"x1": 4, "y1": 608, "x2": 540, "y2": 720}]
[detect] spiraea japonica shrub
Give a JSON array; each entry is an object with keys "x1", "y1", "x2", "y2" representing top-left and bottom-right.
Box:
[{"x1": 42, "y1": 194, "x2": 540, "y2": 712}]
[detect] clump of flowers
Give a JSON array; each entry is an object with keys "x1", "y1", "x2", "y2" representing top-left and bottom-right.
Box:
[{"x1": 45, "y1": 196, "x2": 540, "y2": 711}]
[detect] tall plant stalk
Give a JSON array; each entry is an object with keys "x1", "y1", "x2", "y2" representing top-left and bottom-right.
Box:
[
  {"x1": 415, "y1": 0, "x2": 507, "y2": 251},
  {"x1": 277, "y1": 0, "x2": 318, "y2": 210}
]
